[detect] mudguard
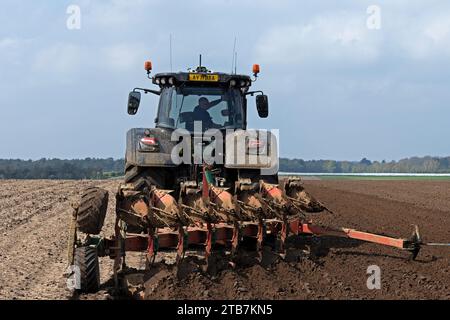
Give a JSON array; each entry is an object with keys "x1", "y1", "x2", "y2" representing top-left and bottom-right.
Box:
[
  {"x1": 125, "y1": 128, "x2": 177, "y2": 167},
  {"x1": 224, "y1": 129, "x2": 278, "y2": 172}
]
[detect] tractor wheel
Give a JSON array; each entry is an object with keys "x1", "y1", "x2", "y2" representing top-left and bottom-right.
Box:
[
  {"x1": 124, "y1": 165, "x2": 165, "y2": 191},
  {"x1": 124, "y1": 165, "x2": 148, "y2": 190},
  {"x1": 76, "y1": 187, "x2": 109, "y2": 235},
  {"x1": 123, "y1": 165, "x2": 170, "y2": 233},
  {"x1": 74, "y1": 246, "x2": 100, "y2": 293}
]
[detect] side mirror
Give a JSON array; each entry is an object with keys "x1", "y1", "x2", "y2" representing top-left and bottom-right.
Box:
[
  {"x1": 128, "y1": 91, "x2": 141, "y2": 115},
  {"x1": 256, "y1": 94, "x2": 269, "y2": 118}
]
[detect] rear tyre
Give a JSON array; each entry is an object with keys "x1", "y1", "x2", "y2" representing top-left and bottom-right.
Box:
[
  {"x1": 74, "y1": 246, "x2": 100, "y2": 293},
  {"x1": 123, "y1": 165, "x2": 168, "y2": 233},
  {"x1": 125, "y1": 165, "x2": 152, "y2": 191},
  {"x1": 76, "y1": 187, "x2": 109, "y2": 235},
  {"x1": 124, "y1": 165, "x2": 166, "y2": 191}
]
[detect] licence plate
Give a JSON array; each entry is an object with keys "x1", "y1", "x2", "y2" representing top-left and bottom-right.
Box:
[{"x1": 188, "y1": 74, "x2": 219, "y2": 82}]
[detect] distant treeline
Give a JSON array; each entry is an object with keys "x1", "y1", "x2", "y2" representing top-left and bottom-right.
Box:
[
  {"x1": 279, "y1": 156, "x2": 450, "y2": 173},
  {"x1": 0, "y1": 158, "x2": 124, "y2": 179},
  {"x1": 0, "y1": 156, "x2": 449, "y2": 179}
]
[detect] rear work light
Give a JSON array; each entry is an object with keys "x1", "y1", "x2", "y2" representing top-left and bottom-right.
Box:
[
  {"x1": 247, "y1": 138, "x2": 266, "y2": 155},
  {"x1": 139, "y1": 136, "x2": 159, "y2": 152},
  {"x1": 141, "y1": 137, "x2": 157, "y2": 145},
  {"x1": 248, "y1": 139, "x2": 263, "y2": 149}
]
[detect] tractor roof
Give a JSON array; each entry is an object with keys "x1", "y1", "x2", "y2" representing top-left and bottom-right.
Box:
[{"x1": 152, "y1": 66, "x2": 252, "y2": 89}]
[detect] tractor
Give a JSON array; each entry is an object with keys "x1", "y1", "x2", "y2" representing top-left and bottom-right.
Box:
[{"x1": 67, "y1": 59, "x2": 424, "y2": 294}]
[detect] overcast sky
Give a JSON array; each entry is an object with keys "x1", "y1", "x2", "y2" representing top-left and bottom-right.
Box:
[{"x1": 1, "y1": 0, "x2": 449, "y2": 161}]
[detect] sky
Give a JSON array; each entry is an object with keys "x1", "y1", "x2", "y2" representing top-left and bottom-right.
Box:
[{"x1": 0, "y1": 0, "x2": 449, "y2": 161}]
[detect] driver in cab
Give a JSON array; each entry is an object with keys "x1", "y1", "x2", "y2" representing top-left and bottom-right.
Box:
[{"x1": 193, "y1": 97, "x2": 223, "y2": 129}]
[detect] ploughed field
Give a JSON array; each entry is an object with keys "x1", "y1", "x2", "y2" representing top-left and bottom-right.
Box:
[{"x1": 0, "y1": 179, "x2": 448, "y2": 300}]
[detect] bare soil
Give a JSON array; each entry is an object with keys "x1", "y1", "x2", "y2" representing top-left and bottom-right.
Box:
[{"x1": 0, "y1": 179, "x2": 448, "y2": 300}]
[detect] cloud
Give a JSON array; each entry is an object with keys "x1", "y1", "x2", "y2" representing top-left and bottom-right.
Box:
[
  {"x1": 83, "y1": 0, "x2": 160, "y2": 28},
  {"x1": 256, "y1": 7, "x2": 450, "y2": 69},
  {"x1": 0, "y1": 37, "x2": 20, "y2": 49},
  {"x1": 30, "y1": 41, "x2": 149, "y2": 76},
  {"x1": 0, "y1": 37, "x2": 34, "y2": 58},
  {"x1": 255, "y1": 11, "x2": 381, "y2": 67},
  {"x1": 101, "y1": 44, "x2": 149, "y2": 71},
  {"x1": 32, "y1": 43, "x2": 87, "y2": 74},
  {"x1": 0, "y1": 37, "x2": 35, "y2": 88},
  {"x1": 404, "y1": 14, "x2": 450, "y2": 59},
  {"x1": 424, "y1": 18, "x2": 450, "y2": 43}
]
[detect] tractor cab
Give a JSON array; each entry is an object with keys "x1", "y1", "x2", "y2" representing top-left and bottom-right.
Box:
[{"x1": 127, "y1": 63, "x2": 268, "y2": 132}]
